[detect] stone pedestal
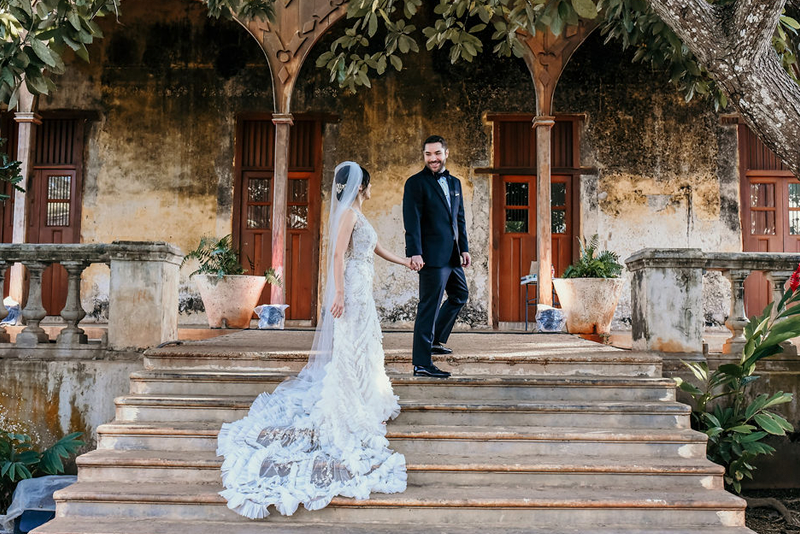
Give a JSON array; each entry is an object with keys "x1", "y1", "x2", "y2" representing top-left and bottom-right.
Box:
[
  {"x1": 626, "y1": 249, "x2": 706, "y2": 354},
  {"x1": 108, "y1": 242, "x2": 182, "y2": 350}
]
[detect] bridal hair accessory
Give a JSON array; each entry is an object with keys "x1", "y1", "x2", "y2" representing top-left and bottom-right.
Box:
[{"x1": 336, "y1": 182, "x2": 346, "y2": 195}]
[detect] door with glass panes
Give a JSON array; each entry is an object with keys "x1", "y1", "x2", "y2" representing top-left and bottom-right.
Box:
[
  {"x1": 491, "y1": 116, "x2": 577, "y2": 325},
  {"x1": 739, "y1": 123, "x2": 800, "y2": 316}
]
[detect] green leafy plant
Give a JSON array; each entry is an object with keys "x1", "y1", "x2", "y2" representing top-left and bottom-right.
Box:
[
  {"x1": 675, "y1": 263, "x2": 800, "y2": 493},
  {"x1": 561, "y1": 234, "x2": 622, "y2": 279},
  {"x1": 182, "y1": 235, "x2": 282, "y2": 286},
  {"x1": 0, "y1": 431, "x2": 84, "y2": 513},
  {"x1": 0, "y1": 138, "x2": 23, "y2": 200}
]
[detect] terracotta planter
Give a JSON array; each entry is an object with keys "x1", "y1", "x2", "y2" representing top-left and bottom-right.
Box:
[
  {"x1": 552, "y1": 277, "x2": 624, "y2": 335},
  {"x1": 194, "y1": 274, "x2": 267, "y2": 329}
]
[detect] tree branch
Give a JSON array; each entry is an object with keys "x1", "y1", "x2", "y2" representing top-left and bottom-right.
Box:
[
  {"x1": 733, "y1": 0, "x2": 787, "y2": 55},
  {"x1": 745, "y1": 497, "x2": 800, "y2": 526},
  {"x1": 647, "y1": 0, "x2": 723, "y2": 66}
]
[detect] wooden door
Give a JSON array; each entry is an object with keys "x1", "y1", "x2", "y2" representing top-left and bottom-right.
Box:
[
  {"x1": 29, "y1": 117, "x2": 84, "y2": 315},
  {"x1": 31, "y1": 170, "x2": 80, "y2": 314},
  {"x1": 739, "y1": 124, "x2": 799, "y2": 316},
  {"x1": 234, "y1": 117, "x2": 322, "y2": 322},
  {"x1": 493, "y1": 173, "x2": 573, "y2": 322},
  {"x1": 491, "y1": 116, "x2": 578, "y2": 324}
]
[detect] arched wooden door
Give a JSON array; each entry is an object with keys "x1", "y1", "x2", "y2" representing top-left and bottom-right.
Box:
[
  {"x1": 489, "y1": 115, "x2": 579, "y2": 326},
  {"x1": 234, "y1": 116, "x2": 322, "y2": 323}
]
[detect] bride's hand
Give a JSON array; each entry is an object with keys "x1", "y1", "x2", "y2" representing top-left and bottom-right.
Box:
[{"x1": 330, "y1": 292, "x2": 345, "y2": 318}]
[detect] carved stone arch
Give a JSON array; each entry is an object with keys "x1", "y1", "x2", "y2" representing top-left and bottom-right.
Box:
[
  {"x1": 520, "y1": 20, "x2": 600, "y2": 117},
  {"x1": 239, "y1": 0, "x2": 348, "y2": 114}
]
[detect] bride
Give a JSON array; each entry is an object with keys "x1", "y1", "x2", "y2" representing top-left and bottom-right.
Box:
[{"x1": 217, "y1": 162, "x2": 411, "y2": 519}]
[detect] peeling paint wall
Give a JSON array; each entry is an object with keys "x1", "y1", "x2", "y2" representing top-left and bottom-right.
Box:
[
  {"x1": 41, "y1": 3, "x2": 741, "y2": 327},
  {"x1": 555, "y1": 33, "x2": 740, "y2": 325},
  {"x1": 41, "y1": 0, "x2": 274, "y2": 325},
  {"x1": 0, "y1": 358, "x2": 141, "y2": 449}
]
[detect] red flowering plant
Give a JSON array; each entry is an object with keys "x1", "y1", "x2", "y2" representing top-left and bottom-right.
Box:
[{"x1": 676, "y1": 263, "x2": 800, "y2": 493}]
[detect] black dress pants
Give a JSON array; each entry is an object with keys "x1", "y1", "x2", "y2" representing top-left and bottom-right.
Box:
[{"x1": 412, "y1": 253, "x2": 469, "y2": 367}]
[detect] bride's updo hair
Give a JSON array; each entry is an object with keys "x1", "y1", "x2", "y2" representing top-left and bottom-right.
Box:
[{"x1": 334, "y1": 164, "x2": 371, "y2": 201}]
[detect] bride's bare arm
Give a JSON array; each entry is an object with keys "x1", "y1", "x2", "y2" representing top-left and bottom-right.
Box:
[
  {"x1": 375, "y1": 241, "x2": 413, "y2": 269},
  {"x1": 330, "y1": 210, "x2": 358, "y2": 318}
]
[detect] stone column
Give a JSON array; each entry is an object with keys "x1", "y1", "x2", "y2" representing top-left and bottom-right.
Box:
[
  {"x1": 107, "y1": 242, "x2": 182, "y2": 350},
  {"x1": 57, "y1": 260, "x2": 89, "y2": 347},
  {"x1": 722, "y1": 269, "x2": 750, "y2": 355},
  {"x1": 270, "y1": 113, "x2": 293, "y2": 305},
  {"x1": 625, "y1": 249, "x2": 706, "y2": 354},
  {"x1": 16, "y1": 261, "x2": 49, "y2": 347},
  {"x1": 10, "y1": 92, "x2": 41, "y2": 304},
  {"x1": 764, "y1": 269, "x2": 798, "y2": 357},
  {"x1": 533, "y1": 116, "x2": 555, "y2": 306}
]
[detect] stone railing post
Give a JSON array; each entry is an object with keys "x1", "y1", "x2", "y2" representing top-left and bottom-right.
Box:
[
  {"x1": 0, "y1": 261, "x2": 9, "y2": 343},
  {"x1": 625, "y1": 249, "x2": 706, "y2": 355},
  {"x1": 16, "y1": 261, "x2": 50, "y2": 347},
  {"x1": 57, "y1": 260, "x2": 89, "y2": 347},
  {"x1": 764, "y1": 269, "x2": 798, "y2": 357},
  {"x1": 722, "y1": 269, "x2": 750, "y2": 355},
  {"x1": 107, "y1": 242, "x2": 182, "y2": 350}
]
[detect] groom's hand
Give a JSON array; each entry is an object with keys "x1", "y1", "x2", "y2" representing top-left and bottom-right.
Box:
[
  {"x1": 461, "y1": 252, "x2": 471, "y2": 268},
  {"x1": 410, "y1": 255, "x2": 424, "y2": 271}
]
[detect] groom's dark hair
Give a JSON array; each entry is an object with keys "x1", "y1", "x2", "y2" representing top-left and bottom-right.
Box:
[{"x1": 422, "y1": 135, "x2": 447, "y2": 151}]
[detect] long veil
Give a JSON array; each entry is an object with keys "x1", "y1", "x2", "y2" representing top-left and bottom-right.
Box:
[{"x1": 265, "y1": 161, "x2": 364, "y2": 400}]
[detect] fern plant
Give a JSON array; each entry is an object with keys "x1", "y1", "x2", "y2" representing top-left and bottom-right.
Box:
[
  {"x1": 1, "y1": 431, "x2": 84, "y2": 513},
  {"x1": 182, "y1": 235, "x2": 282, "y2": 286},
  {"x1": 562, "y1": 234, "x2": 622, "y2": 278}
]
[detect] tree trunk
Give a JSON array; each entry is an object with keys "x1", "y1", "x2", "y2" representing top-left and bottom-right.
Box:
[{"x1": 648, "y1": 0, "x2": 800, "y2": 177}]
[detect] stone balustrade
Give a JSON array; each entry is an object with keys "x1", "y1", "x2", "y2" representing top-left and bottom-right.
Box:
[
  {"x1": 0, "y1": 241, "x2": 182, "y2": 352},
  {"x1": 626, "y1": 249, "x2": 800, "y2": 356}
]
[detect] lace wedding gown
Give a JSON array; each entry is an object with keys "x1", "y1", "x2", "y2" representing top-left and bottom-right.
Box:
[{"x1": 217, "y1": 209, "x2": 407, "y2": 519}]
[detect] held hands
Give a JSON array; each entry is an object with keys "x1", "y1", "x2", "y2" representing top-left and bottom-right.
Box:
[
  {"x1": 330, "y1": 291, "x2": 345, "y2": 318},
  {"x1": 409, "y1": 255, "x2": 424, "y2": 271}
]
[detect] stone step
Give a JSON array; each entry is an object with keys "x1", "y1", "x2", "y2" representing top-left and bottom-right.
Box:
[
  {"x1": 50, "y1": 482, "x2": 745, "y2": 528},
  {"x1": 75, "y1": 449, "x2": 724, "y2": 489},
  {"x1": 113, "y1": 394, "x2": 691, "y2": 428},
  {"x1": 129, "y1": 370, "x2": 677, "y2": 401},
  {"x1": 30, "y1": 517, "x2": 757, "y2": 534},
  {"x1": 96, "y1": 421, "x2": 709, "y2": 458},
  {"x1": 143, "y1": 348, "x2": 662, "y2": 377}
]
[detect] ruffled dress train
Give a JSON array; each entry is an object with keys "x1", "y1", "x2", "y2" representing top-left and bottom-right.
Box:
[{"x1": 217, "y1": 210, "x2": 407, "y2": 518}]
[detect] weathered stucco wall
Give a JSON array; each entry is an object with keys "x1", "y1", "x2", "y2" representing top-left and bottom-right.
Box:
[
  {"x1": 556, "y1": 33, "x2": 741, "y2": 326},
  {"x1": 40, "y1": 3, "x2": 741, "y2": 328},
  {"x1": 0, "y1": 358, "x2": 142, "y2": 450},
  {"x1": 41, "y1": 0, "x2": 274, "y2": 325}
]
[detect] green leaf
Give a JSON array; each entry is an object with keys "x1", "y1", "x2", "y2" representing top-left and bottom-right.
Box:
[
  {"x1": 571, "y1": 0, "x2": 598, "y2": 19},
  {"x1": 753, "y1": 413, "x2": 786, "y2": 435},
  {"x1": 29, "y1": 38, "x2": 58, "y2": 68},
  {"x1": 389, "y1": 54, "x2": 402, "y2": 71}
]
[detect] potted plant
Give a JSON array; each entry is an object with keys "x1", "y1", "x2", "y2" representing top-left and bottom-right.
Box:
[
  {"x1": 182, "y1": 235, "x2": 282, "y2": 329},
  {"x1": 552, "y1": 235, "x2": 624, "y2": 335}
]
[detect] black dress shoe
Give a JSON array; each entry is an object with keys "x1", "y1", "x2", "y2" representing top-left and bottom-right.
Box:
[
  {"x1": 431, "y1": 343, "x2": 453, "y2": 355},
  {"x1": 413, "y1": 364, "x2": 451, "y2": 378}
]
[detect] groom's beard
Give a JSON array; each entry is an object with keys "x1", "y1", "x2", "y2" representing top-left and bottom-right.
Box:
[{"x1": 426, "y1": 161, "x2": 445, "y2": 173}]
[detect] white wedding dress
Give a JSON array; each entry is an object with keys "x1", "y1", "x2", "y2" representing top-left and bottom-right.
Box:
[{"x1": 217, "y1": 209, "x2": 407, "y2": 519}]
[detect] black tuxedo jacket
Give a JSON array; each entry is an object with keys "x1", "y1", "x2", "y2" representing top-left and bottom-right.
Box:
[{"x1": 403, "y1": 167, "x2": 469, "y2": 268}]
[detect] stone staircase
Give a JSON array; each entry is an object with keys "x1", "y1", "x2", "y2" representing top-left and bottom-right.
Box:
[{"x1": 33, "y1": 332, "x2": 753, "y2": 533}]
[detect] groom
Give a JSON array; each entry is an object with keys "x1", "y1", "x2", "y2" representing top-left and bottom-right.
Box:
[{"x1": 403, "y1": 135, "x2": 470, "y2": 379}]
